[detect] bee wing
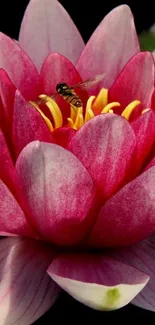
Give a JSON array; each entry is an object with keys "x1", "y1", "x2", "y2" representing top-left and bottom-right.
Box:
[{"x1": 72, "y1": 73, "x2": 105, "y2": 90}]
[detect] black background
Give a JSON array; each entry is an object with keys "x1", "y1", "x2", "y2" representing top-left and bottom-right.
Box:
[
  {"x1": 0, "y1": 0, "x2": 155, "y2": 323},
  {"x1": 0, "y1": 0, "x2": 155, "y2": 41}
]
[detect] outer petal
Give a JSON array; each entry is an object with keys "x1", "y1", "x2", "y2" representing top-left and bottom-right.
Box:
[
  {"x1": 0, "y1": 179, "x2": 38, "y2": 238},
  {"x1": 12, "y1": 90, "x2": 52, "y2": 158},
  {"x1": 111, "y1": 235, "x2": 155, "y2": 311},
  {"x1": 76, "y1": 5, "x2": 139, "y2": 88},
  {"x1": 131, "y1": 110, "x2": 155, "y2": 172},
  {"x1": 0, "y1": 69, "x2": 16, "y2": 131},
  {"x1": 0, "y1": 32, "x2": 40, "y2": 100},
  {"x1": 70, "y1": 114, "x2": 136, "y2": 201},
  {"x1": 16, "y1": 141, "x2": 96, "y2": 245},
  {"x1": 47, "y1": 253, "x2": 149, "y2": 311},
  {"x1": 0, "y1": 129, "x2": 17, "y2": 194},
  {"x1": 19, "y1": 0, "x2": 85, "y2": 71},
  {"x1": 0, "y1": 237, "x2": 60, "y2": 325},
  {"x1": 89, "y1": 167, "x2": 155, "y2": 247},
  {"x1": 109, "y1": 52, "x2": 154, "y2": 113}
]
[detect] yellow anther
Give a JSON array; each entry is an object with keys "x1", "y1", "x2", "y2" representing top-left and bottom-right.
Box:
[
  {"x1": 85, "y1": 96, "x2": 95, "y2": 122},
  {"x1": 30, "y1": 101, "x2": 54, "y2": 132},
  {"x1": 93, "y1": 88, "x2": 108, "y2": 114},
  {"x1": 141, "y1": 108, "x2": 150, "y2": 114},
  {"x1": 74, "y1": 113, "x2": 84, "y2": 129},
  {"x1": 121, "y1": 100, "x2": 141, "y2": 120},
  {"x1": 39, "y1": 95, "x2": 63, "y2": 129},
  {"x1": 70, "y1": 106, "x2": 77, "y2": 122},
  {"x1": 67, "y1": 118, "x2": 74, "y2": 128},
  {"x1": 109, "y1": 109, "x2": 114, "y2": 114},
  {"x1": 85, "y1": 109, "x2": 95, "y2": 122},
  {"x1": 101, "y1": 102, "x2": 120, "y2": 113},
  {"x1": 72, "y1": 107, "x2": 84, "y2": 129}
]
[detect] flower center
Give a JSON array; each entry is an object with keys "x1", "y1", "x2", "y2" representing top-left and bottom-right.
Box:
[{"x1": 30, "y1": 88, "x2": 149, "y2": 132}]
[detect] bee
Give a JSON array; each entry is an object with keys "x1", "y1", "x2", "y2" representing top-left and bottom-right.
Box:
[
  {"x1": 36, "y1": 73, "x2": 105, "y2": 110},
  {"x1": 56, "y1": 82, "x2": 82, "y2": 108}
]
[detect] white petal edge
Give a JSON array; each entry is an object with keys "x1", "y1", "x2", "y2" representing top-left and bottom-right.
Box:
[
  {"x1": 19, "y1": 0, "x2": 85, "y2": 71},
  {"x1": 0, "y1": 237, "x2": 60, "y2": 325}
]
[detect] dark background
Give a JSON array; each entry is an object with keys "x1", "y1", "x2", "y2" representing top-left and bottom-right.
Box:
[
  {"x1": 0, "y1": 0, "x2": 155, "y2": 42},
  {"x1": 0, "y1": 0, "x2": 155, "y2": 323}
]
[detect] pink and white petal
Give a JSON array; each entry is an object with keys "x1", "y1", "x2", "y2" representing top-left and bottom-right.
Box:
[
  {"x1": 70, "y1": 114, "x2": 136, "y2": 201},
  {"x1": 152, "y1": 51, "x2": 155, "y2": 60},
  {"x1": 12, "y1": 90, "x2": 52, "y2": 158},
  {"x1": 16, "y1": 141, "x2": 96, "y2": 245},
  {"x1": 0, "y1": 129, "x2": 17, "y2": 194},
  {"x1": 51, "y1": 127, "x2": 77, "y2": 149},
  {"x1": 19, "y1": 0, "x2": 85, "y2": 71},
  {"x1": 0, "y1": 179, "x2": 39, "y2": 238},
  {"x1": 76, "y1": 5, "x2": 139, "y2": 89},
  {"x1": 131, "y1": 110, "x2": 155, "y2": 172},
  {"x1": 111, "y1": 234, "x2": 155, "y2": 311},
  {"x1": 40, "y1": 53, "x2": 82, "y2": 95},
  {"x1": 48, "y1": 253, "x2": 149, "y2": 311},
  {"x1": 0, "y1": 69, "x2": 16, "y2": 130},
  {"x1": 109, "y1": 52, "x2": 154, "y2": 113},
  {"x1": 0, "y1": 32, "x2": 40, "y2": 100},
  {"x1": 0, "y1": 237, "x2": 60, "y2": 325},
  {"x1": 89, "y1": 166, "x2": 155, "y2": 247}
]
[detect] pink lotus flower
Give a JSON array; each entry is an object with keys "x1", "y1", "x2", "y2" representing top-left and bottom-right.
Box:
[{"x1": 0, "y1": 0, "x2": 155, "y2": 323}]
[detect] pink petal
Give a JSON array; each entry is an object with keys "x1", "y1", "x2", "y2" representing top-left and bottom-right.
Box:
[
  {"x1": 19, "y1": 0, "x2": 85, "y2": 71},
  {"x1": 0, "y1": 179, "x2": 38, "y2": 238},
  {"x1": 89, "y1": 167, "x2": 155, "y2": 247},
  {"x1": 151, "y1": 88, "x2": 155, "y2": 109},
  {"x1": 48, "y1": 253, "x2": 149, "y2": 310},
  {"x1": 111, "y1": 234, "x2": 155, "y2": 311},
  {"x1": 40, "y1": 53, "x2": 82, "y2": 95},
  {"x1": 51, "y1": 127, "x2": 77, "y2": 149},
  {"x1": 76, "y1": 5, "x2": 139, "y2": 89},
  {"x1": 16, "y1": 141, "x2": 96, "y2": 245},
  {"x1": 0, "y1": 32, "x2": 40, "y2": 100},
  {"x1": 109, "y1": 52, "x2": 154, "y2": 113},
  {"x1": 145, "y1": 156, "x2": 155, "y2": 171},
  {"x1": 69, "y1": 114, "x2": 136, "y2": 201},
  {"x1": 0, "y1": 237, "x2": 60, "y2": 324},
  {"x1": 0, "y1": 69, "x2": 16, "y2": 131},
  {"x1": 131, "y1": 110, "x2": 155, "y2": 172},
  {"x1": 0, "y1": 129, "x2": 17, "y2": 194},
  {"x1": 12, "y1": 90, "x2": 52, "y2": 158}
]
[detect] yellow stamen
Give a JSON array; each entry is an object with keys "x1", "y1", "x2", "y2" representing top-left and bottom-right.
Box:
[
  {"x1": 101, "y1": 102, "x2": 120, "y2": 114},
  {"x1": 93, "y1": 88, "x2": 108, "y2": 114},
  {"x1": 30, "y1": 101, "x2": 54, "y2": 132},
  {"x1": 121, "y1": 100, "x2": 141, "y2": 120},
  {"x1": 39, "y1": 95, "x2": 63, "y2": 128},
  {"x1": 85, "y1": 96, "x2": 95, "y2": 122},
  {"x1": 30, "y1": 87, "x2": 146, "y2": 133},
  {"x1": 73, "y1": 107, "x2": 84, "y2": 130},
  {"x1": 67, "y1": 117, "x2": 75, "y2": 128},
  {"x1": 109, "y1": 109, "x2": 114, "y2": 114},
  {"x1": 70, "y1": 106, "x2": 77, "y2": 122},
  {"x1": 142, "y1": 108, "x2": 150, "y2": 114}
]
